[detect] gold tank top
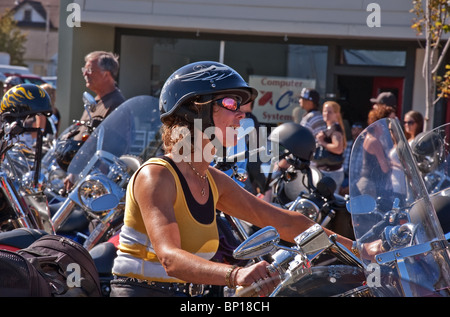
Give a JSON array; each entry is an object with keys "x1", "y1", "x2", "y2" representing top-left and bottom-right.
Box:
[{"x1": 112, "y1": 157, "x2": 219, "y2": 283}]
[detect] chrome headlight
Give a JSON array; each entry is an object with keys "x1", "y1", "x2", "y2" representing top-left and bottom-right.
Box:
[
  {"x1": 78, "y1": 175, "x2": 120, "y2": 212},
  {"x1": 293, "y1": 199, "x2": 320, "y2": 221}
]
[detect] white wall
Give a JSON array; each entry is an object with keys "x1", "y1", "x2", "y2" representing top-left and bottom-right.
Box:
[
  {"x1": 58, "y1": 0, "x2": 433, "y2": 128},
  {"x1": 74, "y1": 0, "x2": 421, "y2": 40}
]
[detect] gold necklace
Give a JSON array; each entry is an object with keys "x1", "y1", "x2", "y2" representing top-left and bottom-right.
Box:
[{"x1": 187, "y1": 162, "x2": 208, "y2": 196}]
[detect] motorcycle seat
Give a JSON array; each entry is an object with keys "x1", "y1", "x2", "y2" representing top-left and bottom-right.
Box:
[
  {"x1": 0, "y1": 228, "x2": 48, "y2": 249},
  {"x1": 89, "y1": 241, "x2": 117, "y2": 275}
]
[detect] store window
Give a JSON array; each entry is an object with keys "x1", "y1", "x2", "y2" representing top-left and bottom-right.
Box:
[
  {"x1": 119, "y1": 32, "x2": 328, "y2": 124},
  {"x1": 224, "y1": 42, "x2": 327, "y2": 93},
  {"x1": 341, "y1": 49, "x2": 407, "y2": 67},
  {"x1": 119, "y1": 35, "x2": 220, "y2": 97}
]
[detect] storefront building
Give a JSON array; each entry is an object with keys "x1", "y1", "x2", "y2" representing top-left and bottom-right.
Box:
[{"x1": 57, "y1": 0, "x2": 447, "y2": 131}]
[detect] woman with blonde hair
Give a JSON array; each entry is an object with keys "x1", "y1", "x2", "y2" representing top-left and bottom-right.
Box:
[{"x1": 315, "y1": 101, "x2": 347, "y2": 192}]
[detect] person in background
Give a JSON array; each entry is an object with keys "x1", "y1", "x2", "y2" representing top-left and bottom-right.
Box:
[
  {"x1": 339, "y1": 122, "x2": 364, "y2": 196},
  {"x1": 370, "y1": 91, "x2": 397, "y2": 116},
  {"x1": 2, "y1": 76, "x2": 46, "y2": 148},
  {"x1": 272, "y1": 89, "x2": 325, "y2": 200},
  {"x1": 355, "y1": 101, "x2": 397, "y2": 199},
  {"x1": 403, "y1": 110, "x2": 424, "y2": 145},
  {"x1": 315, "y1": 101, "x2": 347, "y2": 192},
  {"x1": 63, "y1": 50, "x2": 126, "y2": 191},
  {"x1": 367, "y1": 103, "x2": 396, "y2": 125},
  {"x1": 40, "y1": 83, "x2": 60, "y2": 137},
  {"x1": 298, "y1": 88, "x2": 326, "y2": 137},
  {"x1": 3, "y1": 75, "x2": 21, "y2": 93},
  {"x1": 77, "y1": 50, "x2": 125, "y2": 137}
]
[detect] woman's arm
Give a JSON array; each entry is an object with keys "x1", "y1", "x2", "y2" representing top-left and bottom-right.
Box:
[
  {"x1": 211, "y1": 167, "x2": 353, "y2": 250},
  {"x1": 134, "y1": 164, "x2": 232, "y2": 285},
  {"x1": 318, "y1": 129, "x2": 344, "y2": 155},
  {"x1": 364, "y1": 136, "x2": 390, "y2": 173},
  {"x1": 134, "y1": 164, "x2": 277, "y2": 292}
]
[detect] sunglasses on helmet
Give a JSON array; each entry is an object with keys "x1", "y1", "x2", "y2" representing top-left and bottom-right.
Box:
[{"x1": 215, "y1": 97, "x2": 241, "y2": 112}]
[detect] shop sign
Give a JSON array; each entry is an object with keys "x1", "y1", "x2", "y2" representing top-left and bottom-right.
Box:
[{"x1": 249, "y1": 75, "x2": 316, "y2": 124}]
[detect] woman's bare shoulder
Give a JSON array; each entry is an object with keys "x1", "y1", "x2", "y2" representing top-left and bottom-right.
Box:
[{"x1": 135, "y1": 162, "x2": 176, "y2": 193}]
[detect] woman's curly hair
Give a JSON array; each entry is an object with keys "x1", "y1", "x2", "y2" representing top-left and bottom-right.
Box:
[
  {"x1": 161, "y1": 101, "x2": 210, "y2": 155},
  {"x1": 367, "y1": 105, "x2": 396, "y2": 125}
]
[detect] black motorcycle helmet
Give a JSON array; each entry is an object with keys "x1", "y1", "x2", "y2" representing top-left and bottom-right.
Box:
[
  {"x1": 159, "y1": 61, "x2": 257, "y2": 130},
  {"x1": 268, "y1": 122, "x2": 316, "y2": 162},
  {"x1": 54, "y1": 138, "x2": 84, "y2": 172},
  {"x1": 1, "y1": 84, "x2": 52, "y2": 121}
]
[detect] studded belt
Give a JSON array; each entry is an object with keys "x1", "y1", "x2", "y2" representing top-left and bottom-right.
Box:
[{"x1": 114, "y1": 276, "x2": 205, "y2": 296}]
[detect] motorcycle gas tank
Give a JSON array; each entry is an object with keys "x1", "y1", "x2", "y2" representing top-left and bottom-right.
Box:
[
  {"x1": 283, "y1": 166, "x2": 322, "y2": 201},
  {"x1": 276, "y1": 265, "x2": 369, "y2": 297}
]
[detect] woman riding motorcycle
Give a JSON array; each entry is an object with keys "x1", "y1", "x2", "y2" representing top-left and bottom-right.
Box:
[{"x1": 110, "y1": 61, "x2": 356, "y2": 297}]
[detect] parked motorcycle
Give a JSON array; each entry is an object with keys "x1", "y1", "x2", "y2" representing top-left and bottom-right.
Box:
[
  {"x1": 0, "y1": 143, "x2": 53, "y2": 234},
  {"x1": 0, "y1": 95, "x2": 163, "y2": 297},
  {"x1": 41, "y1": 92, "x2": 99, "y2": 197},
  {"x1": 50, "y1": 95, "x2": 163, "y2": 249},
  {"x1": 411, "y1": 122, "x2": 450, "y2": 194},
  {"x1": 265, "y1": 122, "x2": 354, "y2": 240},
  {"x1": 0, "y1": 96, "x2": 53, "y2": 234},
  {"x1": 232, "y1": 118, "x2": 450, "y2": 297}
]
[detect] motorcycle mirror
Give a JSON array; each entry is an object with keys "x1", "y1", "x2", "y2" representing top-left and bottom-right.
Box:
[
  {"x1": 234, "y1": 168, "x2": 248, "y2": 182},
  {"x1": 89, "y1": 193, "x2": 119, "y2": 212},
  {"x1": 233, "y1": 226, "x2": 280, "y2": 260},
  {"x1": 82, "y1": 92, "x2": 97, "y2": 111},
  {"x1": 346, "y1": 194, "x2": 376, "y2": 214}
]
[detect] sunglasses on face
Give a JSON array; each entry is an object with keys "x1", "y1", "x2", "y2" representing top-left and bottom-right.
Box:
[
  {"x1": 215, "y1": 97, "x2": 241, "y2": 112},
  {"x1": 404, "y1": 120, "x2": 416, "y2": 126},
  {"x1": 81, "y1": 67, "x2": 93, "y2": 75}
]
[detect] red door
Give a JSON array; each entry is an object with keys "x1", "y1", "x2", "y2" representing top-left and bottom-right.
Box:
[
  {"x1": 447, "y1": 99, "x2": 450, "y2": 124},
  {"x1": 372, "y1": 77, "x2": 404, "y2": 117}
]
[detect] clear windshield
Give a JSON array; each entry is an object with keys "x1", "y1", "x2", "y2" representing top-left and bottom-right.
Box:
[
  {"x1": 67, "y1": 95, "x2": 163, "y2": 176},
  {"x1": 412, "y1": 123, "x2": 450, "y2": 195},
  {"x1": 1, "y1": 143, "x2": 32, "y2": 179},
  {"x1": 347, "y1": 118, "x2": 450, "y2": 296}
]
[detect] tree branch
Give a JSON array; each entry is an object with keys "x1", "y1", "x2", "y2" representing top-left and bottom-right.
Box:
[{"x1": 432, "y1": 38, "x2": 450, "y2": 74}]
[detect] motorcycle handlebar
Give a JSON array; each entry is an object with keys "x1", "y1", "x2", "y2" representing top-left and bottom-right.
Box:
[{"x1": 216, "y1": 146, "x2": 266, "y2": 164}]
